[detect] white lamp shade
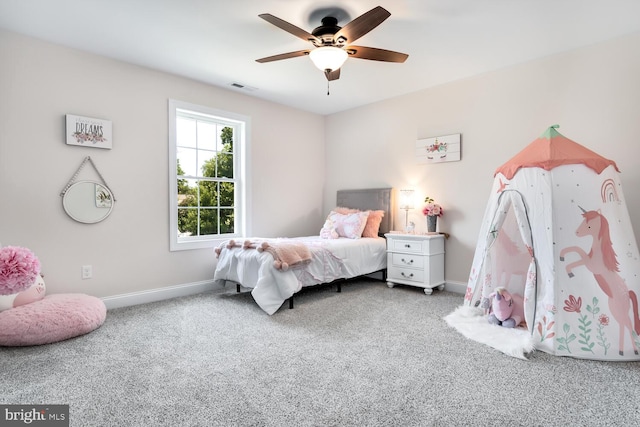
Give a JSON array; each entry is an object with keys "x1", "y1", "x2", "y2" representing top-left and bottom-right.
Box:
[
  {"x1": 399, "y1": 189, "x2": 415, "y2": 210},
  {"x1": 309, "y1": 47, "x2": 348, "y2": 71}
]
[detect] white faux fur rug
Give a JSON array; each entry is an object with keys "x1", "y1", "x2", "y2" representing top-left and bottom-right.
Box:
[{"x1": 444, "y1": 305, "x2": 535, "y2": 360}]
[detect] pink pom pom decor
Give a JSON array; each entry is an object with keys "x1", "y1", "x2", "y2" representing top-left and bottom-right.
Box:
[{"x1": 0, "y1": 246, "x2": 41, "y2": 296}]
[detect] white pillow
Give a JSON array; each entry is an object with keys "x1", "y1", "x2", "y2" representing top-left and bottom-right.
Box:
[
  {"x1": 319, "y1": 214, "x2": 339, "y2": 239},
  {"x1": 321, "y1": 211, "x2": 369, "y2": 239}
]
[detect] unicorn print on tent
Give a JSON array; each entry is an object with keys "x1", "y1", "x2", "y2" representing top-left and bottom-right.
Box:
[
  {"x1": 460, "y1": 125, "x2": 640, "y2": 360},
  {"x1": 560, "y1": 208, "x2": 640, "y2": 356}
]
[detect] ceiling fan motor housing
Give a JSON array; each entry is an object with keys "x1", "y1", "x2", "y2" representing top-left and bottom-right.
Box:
[{"x1": 311, "y1": 17, "x2": 344, "y2": 46}]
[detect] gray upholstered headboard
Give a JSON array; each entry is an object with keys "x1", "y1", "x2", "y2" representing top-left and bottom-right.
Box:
[{"x1": 336, "y1": 188, "x2": 395, "y2": 235}]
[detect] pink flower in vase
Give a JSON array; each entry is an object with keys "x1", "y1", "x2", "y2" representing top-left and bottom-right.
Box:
[{"x1": 422, "y1": 197, "x2": 443, "y2": 217}]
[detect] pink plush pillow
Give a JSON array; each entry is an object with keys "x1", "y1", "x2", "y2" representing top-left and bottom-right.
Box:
[
  {"x1": 334, "y1": 207, "x2": 359, "y2": 215},
  {"x1": 334, "y1": 207, "x2": 384, "y2": 238},
  {"x1": 362, "y1": 210, "x2": 385, "y2": 238}
]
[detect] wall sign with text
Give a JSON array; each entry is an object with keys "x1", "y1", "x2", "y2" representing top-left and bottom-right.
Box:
[{"x1": 65, "y1": 114, "x2": 112, "y2": 149}]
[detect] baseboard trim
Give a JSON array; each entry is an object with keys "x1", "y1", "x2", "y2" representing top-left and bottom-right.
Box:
[
  {"x1": 102, "y1": 280, "x2": 217, "y2": 310},
  {"x1": 101, "y1": 278, "x2": 466, "y2": 310},
  {"x1": 444, "y1": 280, "x2": 466, "y2": 294}
]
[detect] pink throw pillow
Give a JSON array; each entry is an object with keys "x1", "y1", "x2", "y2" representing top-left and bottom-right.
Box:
[{"x1": 362, "y1": 210, "x2": 385, "y2": 238}]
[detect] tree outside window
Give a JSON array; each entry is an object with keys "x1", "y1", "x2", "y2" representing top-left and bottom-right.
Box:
[
  {"x1": 177, "y1": 125, "x2": 235, "y2": 237},
  {"x1": 169, "y1": 99, "x2": 247, "y2": 251}
]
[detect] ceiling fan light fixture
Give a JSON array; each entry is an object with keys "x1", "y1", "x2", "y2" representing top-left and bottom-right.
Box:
[{"x1": 309, "y1": 46, "x2": 348, "y2": 72}]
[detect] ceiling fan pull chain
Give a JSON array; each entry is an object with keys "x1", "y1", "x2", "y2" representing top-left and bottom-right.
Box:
[{"x1": 324, "y1": 68, "x2": 331, "y2": 95}]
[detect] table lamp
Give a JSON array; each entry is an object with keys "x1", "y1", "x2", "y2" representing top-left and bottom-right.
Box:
[{"x1": 399, "y1": 189, "x2": 415, "y2": 232}]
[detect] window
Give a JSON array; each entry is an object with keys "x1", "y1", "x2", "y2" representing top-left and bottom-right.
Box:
[{"x1": 168, "y1": 99, "x2": 250, "y2": 251}]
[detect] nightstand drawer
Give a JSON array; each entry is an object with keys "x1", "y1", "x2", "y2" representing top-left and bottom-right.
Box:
[
  {"x1": 391, "y1": 252, "x2": 425, "y2": 269},
  {"x1": 389, "y1": 239, "x2": 423, "y2": 253},
  {"x1": 388, "y1": 267, "x2": 424, "y2": 284},
  {"x1": 388, "y1": 236, "x2": 444, "y2": 255}
]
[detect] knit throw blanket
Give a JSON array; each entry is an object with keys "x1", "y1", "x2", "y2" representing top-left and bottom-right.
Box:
[{"x1": 215, "y1": 239, "x2": 312, "y2": 271}]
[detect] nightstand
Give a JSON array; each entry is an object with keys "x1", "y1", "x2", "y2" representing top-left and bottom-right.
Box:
[{"x1": 384, "y1": 233, "x2": 445, "y2": 295}]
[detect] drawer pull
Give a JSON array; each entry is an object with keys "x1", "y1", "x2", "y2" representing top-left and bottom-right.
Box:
[
  {"x1": 401, "y1": 258, "x2": 414, "y2": 265},
  {"x1": 404, "y1": 244, "x2": 411, "y2": 248},
  {"x1": 401, "y1": 272, "x2": 414, "y2": 278}
]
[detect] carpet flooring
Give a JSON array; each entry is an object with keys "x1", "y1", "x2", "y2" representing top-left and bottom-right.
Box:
[{"x1": 2, "y1": 279, "x2": 640, "y2": 426}]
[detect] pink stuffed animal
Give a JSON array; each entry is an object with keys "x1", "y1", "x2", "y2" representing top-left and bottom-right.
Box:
[{"x1": 487, "y1": 287, "x2": 524, "y2": 328}]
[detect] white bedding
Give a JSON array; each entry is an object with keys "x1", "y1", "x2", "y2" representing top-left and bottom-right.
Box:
[{"x1": 213, "y1": 236, "x2": 387, "y2": 314}]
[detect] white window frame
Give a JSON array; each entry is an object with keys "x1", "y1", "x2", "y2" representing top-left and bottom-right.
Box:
[{"x1": 168, "y1": 99, "x2": 251, "y2": 251}]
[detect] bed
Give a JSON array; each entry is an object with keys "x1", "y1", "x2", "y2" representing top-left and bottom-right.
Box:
[{"x1": 212, "y1": 188, "x2": 394, "y2": 314}]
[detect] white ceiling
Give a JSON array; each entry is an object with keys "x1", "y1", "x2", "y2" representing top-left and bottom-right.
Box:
[{"x1": 2, "y1": 0, "x2": 640, "y2": 115}]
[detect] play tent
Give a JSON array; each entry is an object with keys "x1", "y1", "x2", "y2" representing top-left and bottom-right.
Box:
[{"x1": 464, "y1": 125, "x2": 640, "y2": 360}]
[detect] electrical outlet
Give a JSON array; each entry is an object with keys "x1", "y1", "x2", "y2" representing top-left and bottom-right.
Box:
[{"x1": 82, "y1": 265, "x2": 92, "y2": 279}]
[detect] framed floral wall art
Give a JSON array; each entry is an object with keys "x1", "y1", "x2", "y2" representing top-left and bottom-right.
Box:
[
  {"x1": 416, "y1": 133, "x2": 460, "y2": 164},
  {"x1": 65, "y1": 114, "x2": 112, "y2": 149}
]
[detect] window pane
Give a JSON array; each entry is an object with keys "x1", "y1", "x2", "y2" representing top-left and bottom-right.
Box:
[
  {"x1": 177, "y1": 147, "x2": 197, "y2": 177},
  {"x1": 220, "y1": 208, "x2": 235, "y2": 234},
  {"x1": 176, "y1": 117, "x2": 196, "y2": 148},
  {"x1": 217, "y1": 152, "x2": 233, "y2": 178},
  {"x1": 178, "y1": 179, "x2": 197, "y2": 207},
  {"x1": 198, "y1": 150, "x2": 216, "y2": 177},
  {"x1": 197, "y1": 121, "x2": 217, "y2": 151},
  {"x1": 199, "y1": 209, "x2": 218, "y2": 235},
  {"x1": 219, "y1": 126, "x2": 233, "y2": 152},
  {"x1": 219, "y1": 182, "x2": 234, "y2": 207},
  {"x1": 177, "y1": 208, "x2": 197, "y2": 237},
  {"x1": 199, "y1": 181, "x2": 218, "y2": 207}
]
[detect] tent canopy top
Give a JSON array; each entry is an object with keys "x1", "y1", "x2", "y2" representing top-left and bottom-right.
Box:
[{"x1": 495, "y1": 125, "x2": 619, "y2": 179}]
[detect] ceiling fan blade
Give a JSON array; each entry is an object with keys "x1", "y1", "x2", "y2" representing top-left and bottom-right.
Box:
[
  {"x1": 259, "y1": 13, "x2": 320, "y2": 44},
  {"x1": 346, "y1": 46, "x2": 408, "y2": 63},
  {"x1": 332, "y1": 6, "x2": 390, "y2": 45},
  {"x1": 325, "y1": 68, "x2": 341, "y2": 81},
  {"x1": 256, "y1": 50, "x2": 310, "y2": 63}
]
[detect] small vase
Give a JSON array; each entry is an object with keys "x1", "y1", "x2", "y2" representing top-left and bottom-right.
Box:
[{"x1": 427, "y1": 215, "x2": 437, "y2": 233}]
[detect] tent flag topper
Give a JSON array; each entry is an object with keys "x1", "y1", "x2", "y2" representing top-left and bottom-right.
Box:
[{"x1": 463, "y1": 125, "x2": 640, "y2": 361}]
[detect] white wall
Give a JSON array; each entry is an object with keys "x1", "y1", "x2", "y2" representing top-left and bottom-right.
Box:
[
  {"x1": 0, "y1": 30, "x2": 325, "y2": 301},
  {"x1": 3, "y1": 28, "x2": 640, "y2": 302},
  {"x1": 325, "y1": 32, "x2": 640, "y2": 286}
]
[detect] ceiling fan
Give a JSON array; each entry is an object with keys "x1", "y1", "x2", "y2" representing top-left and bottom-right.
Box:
[{"x1": 256, "y1": 6, "x2": 408, "y2": 82}]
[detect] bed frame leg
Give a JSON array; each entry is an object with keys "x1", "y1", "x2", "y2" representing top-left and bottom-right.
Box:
[
  {"x1": 337, "y1": 282, "x2": 342, "y2": 293},
  {"x1": 288, "y1": 297, "x2": 294, "y2": 309},
  {"x1": 236, "y1": 283, "x2": 241, "y2": 293}
]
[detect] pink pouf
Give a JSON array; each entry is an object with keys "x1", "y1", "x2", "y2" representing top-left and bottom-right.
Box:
[{"x1": 0, "y1": 293, "x2": 106, "y2": 346}]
